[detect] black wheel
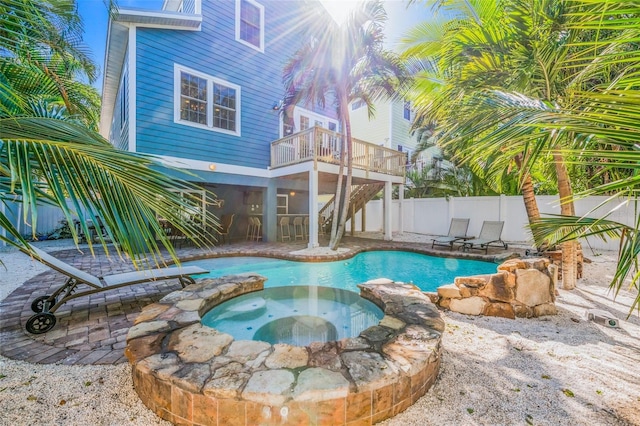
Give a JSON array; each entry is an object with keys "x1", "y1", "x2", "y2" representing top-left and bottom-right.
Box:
[
  {"x1": 31, "y1": 295, "x2": 56, "y2": 313},
  {"x1": 26, "y1": 313, "x2": 57, "y2": 334}
]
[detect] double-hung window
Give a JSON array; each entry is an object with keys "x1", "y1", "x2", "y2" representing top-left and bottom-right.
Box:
[
  {"x1": 174, "y1": 64, "x2": 241, "y2": 136},
  {"x1": 236, "y1": 0, "x2": 264, "y2": 52},
  {"x1": 403, "y1": 101, "x2": 411, "y2": 121},
  {"x1": 300, "y1": 115, "x2": 310, "y2": 131}
]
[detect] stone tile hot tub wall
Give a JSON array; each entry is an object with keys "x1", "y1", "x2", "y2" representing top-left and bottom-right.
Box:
[{"x1": 125, "y1": 274, "x2": 444, "y2": 426}]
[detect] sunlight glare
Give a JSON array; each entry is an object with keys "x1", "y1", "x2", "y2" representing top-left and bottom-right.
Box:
[{"x1": 320, "y1": 0, "x2": 365, "y2": 24}]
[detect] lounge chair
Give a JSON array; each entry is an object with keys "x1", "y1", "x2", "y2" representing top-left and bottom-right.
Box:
[
  {"x1": 431, "y1": 218, "x2": 470, "y2": 250},
  {"x1": 462, "y1": 221, "x2": 508, "y2": 253},
  {"x1": 22, "y1": 246, "x2": 208, "y2": 334}
]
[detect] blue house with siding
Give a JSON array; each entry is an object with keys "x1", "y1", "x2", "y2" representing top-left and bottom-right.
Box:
[{"x1": 100, "y1": 0, "x2": 406, "y2": 246}]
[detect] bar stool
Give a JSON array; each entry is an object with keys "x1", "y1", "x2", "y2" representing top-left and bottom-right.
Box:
[
  {"x1": 280, "y1": 216, "x2": 291, "y2": 242},
  {"x1": 293, "y1": 217, "x2": 304, "y2": 241},
  {"x1": 318, "y1": 215, "x2": 326, "y2": 236},
  {"x1": 246, "y1": 217, "x2": 255, "y2": 241},
  {"x1": 252, "y1": 217, "x2": 263, "y2": 241},
  {"x1": 303, "y1": 217, "x2": 309, "y2": 239}
]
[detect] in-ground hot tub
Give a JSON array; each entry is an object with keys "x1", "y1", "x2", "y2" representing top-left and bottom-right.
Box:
[
  {"x1": 126, "y1": 274, "x2": 444, "y2": 425},
  {"x1": 201, "y1": 286, "x2": 384, "y2": 346}
]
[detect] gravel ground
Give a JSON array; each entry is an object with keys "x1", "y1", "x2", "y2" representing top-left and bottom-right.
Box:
[{"x1": 0, "y1": 237, "x2": 639, "y2": 426}]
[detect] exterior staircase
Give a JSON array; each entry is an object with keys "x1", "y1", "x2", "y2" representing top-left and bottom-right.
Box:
[{"x1": 318, "y1": 183, "x2": 384, "y2": 235}]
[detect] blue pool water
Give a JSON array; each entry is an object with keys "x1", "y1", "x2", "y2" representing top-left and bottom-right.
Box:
[
  {"x1": 186, "y1": 250, "x2": 497, "y2": 292},
  {"x1": 201, "y1": 286, "x2": 384, "y2": 345}
]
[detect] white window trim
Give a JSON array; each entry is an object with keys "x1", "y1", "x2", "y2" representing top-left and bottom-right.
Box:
[
  {"x1": 235, "y1": 0, "x2": 264, "y2": 53},
  {"x1": 173, "y1": 64, "x2": 241, "y2": 137}
]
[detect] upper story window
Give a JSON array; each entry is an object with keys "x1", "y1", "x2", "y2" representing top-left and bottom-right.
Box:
[
  {"x1": 119, "y1": 71, "x2": 128, "y2": 130},
  {"x1": 236, "y1": 0, "x2": 264, "y2": 52},
  {"x1": 351, "y1": 100, "x2": 365, "y2": 111},
  {"x1": 180, "y1": 72, "x2": 207, "y2": 125},
  {"x1": 403, "y1": 101, "x2": 411, "y2": 121},
  {"x1": 300, "y1": 115, "x2": 310, "y2": 131},
  {"x1": 174, "y1": 64, "x2": 241, "y2": 136}
]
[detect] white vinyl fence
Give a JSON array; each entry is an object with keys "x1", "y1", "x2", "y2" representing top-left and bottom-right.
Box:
[
  {"x1": 1, "y1": 198, "x2": 79, "y2": 246},
  {"x1": 352, "y1": 195, "x2": 637, "y2": 252},
  {"x1": 2, "y1": 195, "x2": 636, "y2": 252}
]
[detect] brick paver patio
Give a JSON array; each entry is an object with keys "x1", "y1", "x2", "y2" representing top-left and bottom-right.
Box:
[{"x1": 0, "y1": 237, "x2": 508, "y2": 365}]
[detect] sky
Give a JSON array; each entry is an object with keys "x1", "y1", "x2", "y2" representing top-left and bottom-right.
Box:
[{"x1": 77, "y1": 0, "x2": 434, "y2": 93}]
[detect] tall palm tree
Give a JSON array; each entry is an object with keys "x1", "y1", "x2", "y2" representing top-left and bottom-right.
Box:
[
  {"x1": 401, "y1": 0, "x2": 634, "y2": 289},
  {"x1": 405, "y1": 0, "x2": 639, "y2": 310},
  {"x1": 522, "y1": 0, "x2": 640, "y2": 314},
  {"x1": 402, "y1": 2, "x2": 548, "y2": 254},
  {"x1": 1, "y1": 0, "x2": 218, "y2": 266},
  {"x1": 282, "y1": 0, "x2": 407, "y2": 250}
]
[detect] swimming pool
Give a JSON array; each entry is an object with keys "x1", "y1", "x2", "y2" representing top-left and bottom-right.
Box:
[{"x1": 186, "y1": 250, "x2": 497, "y2": 292}]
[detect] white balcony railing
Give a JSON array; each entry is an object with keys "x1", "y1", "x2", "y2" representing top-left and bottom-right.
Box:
[{"x1": 270, "y1": 126, "x2": 406, "y2": 176}]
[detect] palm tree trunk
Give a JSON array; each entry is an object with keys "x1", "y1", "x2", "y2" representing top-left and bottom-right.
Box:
[
  {"x1": 331, "y1": 105, "x2": 354, "y2": 250},
  {"x1": 554, "y1": 150, "x2": 577, "y2": 290},
  {"x1": 513, "y1": 153, "x2": 544, "y2": 251},
  {"x1": 329, "y1": 128, "x2": 346, "y2": 248}
]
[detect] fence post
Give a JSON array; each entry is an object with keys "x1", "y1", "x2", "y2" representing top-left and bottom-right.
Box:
[
  {"x1": 447, "y1": 196, "x2": 455, "y2": 224},
  {"x1": 398, "y1": 184, "x2": 404, "y2": 235},
  {"x1": 384, "y1": 181, "x2": 392, "y2": 240},
  {"x1": 499, "y1": 194, "x2": 507, "y2": 222}
]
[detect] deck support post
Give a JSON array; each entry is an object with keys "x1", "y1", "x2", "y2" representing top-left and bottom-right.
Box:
[
  {"x1": 265, "y1": 181, "x2": 277, "y2": 242},
  {"x1": 308, "y1": 169, "x2": 319, "y2": 248}
]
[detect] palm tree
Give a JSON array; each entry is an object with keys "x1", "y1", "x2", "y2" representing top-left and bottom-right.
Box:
[
  {"x1": 1, "y1": 0, "x2": 218, "y2": 266},
  {"x1": 402, "y1": 3, "x2": 549, "y2": 254},
  {"x1": 282, "y1": 0, "x2": 407, "y2": 250},
  {"x1": 1, "y1": 0, "x2": 101, "y2": 124},
  {"x1": 405, "y1": 0, "x2": 639, "y2": 310},
  {"x1": 523, "y1": 0, "x2": 640, "y2": 313},
  {"x1": 401, "y1": 0, "x2": 634, "y2": 289}
]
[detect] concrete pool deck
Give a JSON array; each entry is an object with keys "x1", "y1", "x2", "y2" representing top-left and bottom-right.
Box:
[{"x1": 0, "y1": 235, "x2": 515, "y2": 365}]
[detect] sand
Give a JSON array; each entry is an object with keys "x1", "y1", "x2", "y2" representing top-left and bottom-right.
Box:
[{"x1": 0, "y1": 237, "x2": 638, "y2": 425}]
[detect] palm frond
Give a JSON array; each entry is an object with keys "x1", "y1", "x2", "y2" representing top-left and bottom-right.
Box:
[
  {"x1": 531, "y1": 213, "x2": 639, "y2": 315},
  {"x1": 1, "y1": 114, "x2": 219, "y2": 266}
]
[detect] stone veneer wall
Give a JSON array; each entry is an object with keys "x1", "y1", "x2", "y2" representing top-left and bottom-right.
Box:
[
  {"x1": 125, "y1": 274, "x2": 444, "y2": 425},
  {"x1": 435, "y1": 258, "x2": 558, "y2": 319}
]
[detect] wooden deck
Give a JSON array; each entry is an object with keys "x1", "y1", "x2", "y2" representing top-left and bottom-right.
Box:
[{"x1": 270, "y1": 126, "x2": 406, "y2": 176}]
